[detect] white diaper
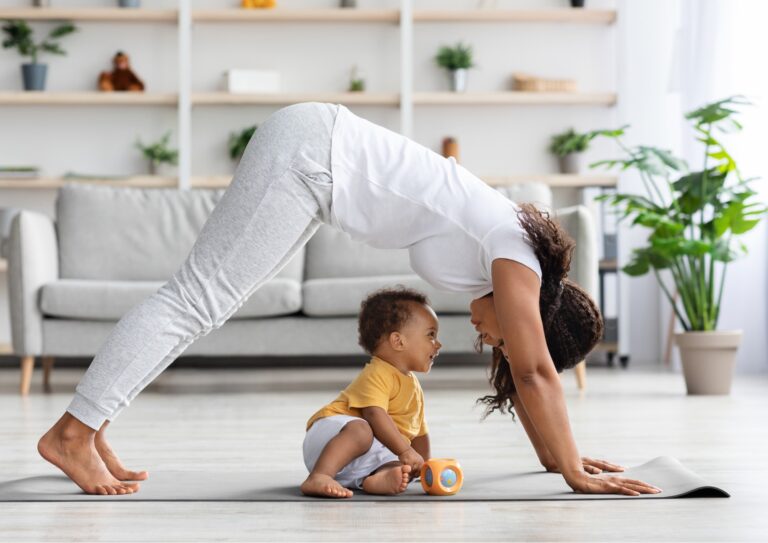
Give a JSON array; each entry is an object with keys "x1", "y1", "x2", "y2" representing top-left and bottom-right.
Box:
[{"x1": 303, "y1": 415, "x2": 399, "y2": 489}]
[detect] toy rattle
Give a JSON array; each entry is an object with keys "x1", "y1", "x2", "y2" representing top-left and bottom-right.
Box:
[{"x1": 420, "y1": 458, "x2": 463, "y2": 496}]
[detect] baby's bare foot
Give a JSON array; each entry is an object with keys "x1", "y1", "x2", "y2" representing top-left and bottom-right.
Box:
[
  {"x1": 362, "y1": 464, "x2": 411, "y2": 495},
  {"x1": 95, "y1": 432, "x2": 148, "y2": 482},
  {"x1": 300, "y1": 474, "x2": 353, "y2": 498},
  {"x1": 38, "y1": 415, "x2": 139, "y2": 496}
]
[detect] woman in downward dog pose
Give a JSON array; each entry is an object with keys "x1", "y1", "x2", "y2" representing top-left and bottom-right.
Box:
[{"x1": 38, "y1": 102, "x2": 660, "y2": 497}]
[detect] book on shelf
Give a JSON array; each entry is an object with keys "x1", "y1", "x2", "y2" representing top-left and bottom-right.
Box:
[
  {"x1": 62, "y1": 172, "x2": 133, "y2": 181},
  {"x1": 0, "y1": 166, "x2": 39, "y2": 179}
]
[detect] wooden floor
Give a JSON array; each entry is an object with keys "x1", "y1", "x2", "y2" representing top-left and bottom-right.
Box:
[{"x1": 0, "y1": 363, "x2": 766, "y2": 542}]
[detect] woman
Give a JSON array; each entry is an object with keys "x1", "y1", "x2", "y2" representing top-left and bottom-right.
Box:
[{"x1": 38, "y1": 103, "x2": 660, "y2": 497}]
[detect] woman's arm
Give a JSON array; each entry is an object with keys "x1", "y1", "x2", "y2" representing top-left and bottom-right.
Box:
[
  {"x1": 492, "y1": 259, "x2": 659, "y2": 496},
  {"x1": 510, "y1": 393, "x2": 558, "y2": 471}
]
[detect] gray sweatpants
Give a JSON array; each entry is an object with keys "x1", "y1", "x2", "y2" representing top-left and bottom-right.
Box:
[{"x1": 67, "y1": 102, "x2": 340, "y2": 430}]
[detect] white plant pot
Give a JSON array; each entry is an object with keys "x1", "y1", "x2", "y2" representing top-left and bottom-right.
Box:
[
  {"x1": 449, "y1": 69, "x2": 468, "y2": 93},
  {"x1": 675, "y1": 330, "x2": 742, "y2": 395},
  {"x1": 558, "y1": 153, "x2": 581, "y2": 174}
]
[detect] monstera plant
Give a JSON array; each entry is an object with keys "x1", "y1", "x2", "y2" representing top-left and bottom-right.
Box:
[{"x1": 591, "y1": 96, "x2": 766, "y2": 395}]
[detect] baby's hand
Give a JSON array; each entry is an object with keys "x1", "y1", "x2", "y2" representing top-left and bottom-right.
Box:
[{"x1": 398, "y1": 447, "x2": 424, "y2": 474}]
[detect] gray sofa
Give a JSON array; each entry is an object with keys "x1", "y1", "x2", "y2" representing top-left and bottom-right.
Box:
[{"x1": 8, "y1": 182, "x2": 597, "y2": 394}]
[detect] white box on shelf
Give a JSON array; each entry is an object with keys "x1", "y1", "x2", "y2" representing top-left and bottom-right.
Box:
[{"x1": 224, "y1": 70, "x2": 281, "y2": 93}]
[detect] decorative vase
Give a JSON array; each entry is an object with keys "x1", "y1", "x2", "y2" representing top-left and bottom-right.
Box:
[
  {"x1": 118, "y1": 0, "x2": 141, "y2": 8},
  {"x1": 675, "y1": 330, "x2": 742, "y2": 395},
  {"x1": 571, "y1": 0, "x2": 586, "y2": 7},
  {"x1": 558, "y1": 153, "x2": 581, "y2": 174},
  {"x1": 32, "y1": 0, "x2": 51, "y2": 7},
  {"x1": 449, "y1": 69, "x2": 467, "y2": 92},
  {"x1": 21, "y1": 63, "x2": 47, "y2": 91},
  {"x1": 340, "y1": 0, "x2": 357, "y2": 7}
]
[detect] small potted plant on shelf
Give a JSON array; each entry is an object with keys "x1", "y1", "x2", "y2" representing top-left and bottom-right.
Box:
[
  {"x1": 1, "y1": 19, "x2": 78, "y2": 91},
  {"x1": 348, "y1": 65, "x2": 366, "y2": 92},
  {"x1": 435, "y1": 42, "x2": 475, "y2": 93},
  {"x1": 118, "y1": 0, "x2": 141, "y2": 8},
  {"x1": 592, "y1": 96, "x2": 766, "y2": 395},
  {"x1": 549, "y1": 128, "x2": 594, "y2": 174},
  {"x1": 229, "y1": 125, "x2": 258, "y2": 163},
  {"x1": 136, "y1": 132, "x2": 178, "y2": 175}
]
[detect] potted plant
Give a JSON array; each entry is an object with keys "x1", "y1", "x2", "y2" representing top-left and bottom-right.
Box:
[
  {"x1": 435, "y1": 42, "x2": 474, "y2": 93},
  {"x1": 549, "y1": 128, "x2": 593, "y2": 174},
  {"x1": 228, "y1": 125, "x2": 258, "y2": 163},
  {"x1": 348, "y1": 65, "x2": 365, "y2": 92},
  {"x1": 592, "y1": 96, "x2": 766, "y2": 395},
  {"x1": 136, "y1": 132, "x2": 178, "y2": 175},
  {"x1": 1, "y1": 19, "x2": 77, "y2": 91}
]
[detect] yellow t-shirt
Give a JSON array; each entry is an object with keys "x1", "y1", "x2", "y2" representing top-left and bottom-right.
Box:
[{"x1": 306, "y1": 356, "x2": 429, "y2": 443}]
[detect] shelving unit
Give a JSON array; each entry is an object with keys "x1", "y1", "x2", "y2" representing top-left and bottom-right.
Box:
[
  {"x1": 413, "y1": 92, "x2": 616, "y2": 106},
  {"x1": 0, "y1": 8, "x2": 177, "y2": 22},
  {"x1": 0, "y1": 174, "x2": 617, "y2": 191},
  {"x1": 0, "y1": 92, "x2": 177, "y2": 106},
  {"x1": 191, "y1": 92, "x2": 400, "y2": 107}
]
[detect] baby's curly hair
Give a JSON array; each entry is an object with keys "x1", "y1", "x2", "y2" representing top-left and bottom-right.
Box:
[{"x1": 358, "y1": 287, "x2": 430, "y2": 355}]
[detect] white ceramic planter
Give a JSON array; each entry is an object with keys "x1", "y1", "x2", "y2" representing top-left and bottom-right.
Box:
[{"x1": 675, "y1": 330, "x2": 742, "y2": 395}]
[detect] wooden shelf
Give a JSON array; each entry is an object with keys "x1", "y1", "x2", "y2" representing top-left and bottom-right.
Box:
[
  {"x1": 414, "y1": 92, "x2": 616, "y2": 106},
  {"x1": 485, "y1": 174, "x2": 617, "y2": 188},
  {"x1": 600, "y1": 259, "x2": 619, "y2": 271},
  {"x1": 413, "y1": 9, "x2": 616, "y2": 24},
  {"x1": 192, "y1": 92, "x2": 399, "y2": 106},
  {"x1": 0, "y1": 8, "x2": 177, "y2": 22},
  {"x1": 0, "y1": 92, "x2": 177, "y2": 106},
  {"x1": 190, "y1": 174, "x2": 617, "y2": 190},
  {"x1": 0, "y1": 177, "x2": 178, "y2": 190},
  {"x1": 193, "y1": 9, "x2": 400, "y2": 23}
]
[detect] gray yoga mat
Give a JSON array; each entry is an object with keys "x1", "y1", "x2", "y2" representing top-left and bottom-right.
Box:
[{"x1": 0, "y1": 456, "x2": 728, "y2": 502}]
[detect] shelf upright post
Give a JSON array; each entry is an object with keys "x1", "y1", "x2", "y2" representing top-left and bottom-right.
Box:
[
  {"x1": 178, "y1": 0, "x2": 192, "y2": 190},
  {"x1": 400, "y1": 0, "x2": 413, "y2": 137}
]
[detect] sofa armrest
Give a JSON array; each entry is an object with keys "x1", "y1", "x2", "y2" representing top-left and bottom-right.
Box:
[
  {"x1": 8, "y1": 211, "x2": 59, "y2": 356},
  {"x1": 555, "y1": 205, "x2": 598, "y2": 299}
]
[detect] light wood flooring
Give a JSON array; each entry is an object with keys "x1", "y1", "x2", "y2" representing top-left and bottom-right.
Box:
[{"x1": 0, "y1": 363, "x2": 766, "y2": 542}]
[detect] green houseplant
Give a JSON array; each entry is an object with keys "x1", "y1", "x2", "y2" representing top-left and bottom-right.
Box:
[
  {"x1": 1, "y1": 19, "x2": 77, "y2": 91},
  {"x1": 592, "y1": 96, "x2": 766, "y2": 394},
  {"x1": 549, "y1": 128, "x2": 594, "y2": 174},
  {"x1": 136, "y1": 132, "x2": 178, "y2": 175},
  {"x1": 435, "y1": 42, "x2": 474, "y2": 93},
  {"x1": 228, "y1": 125, "x2": 258, "y2": 162}
]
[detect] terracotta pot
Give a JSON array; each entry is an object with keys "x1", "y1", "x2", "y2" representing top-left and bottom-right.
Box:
[{"x1": 675, "y1": 330, "x2": 742, "y2": 395}]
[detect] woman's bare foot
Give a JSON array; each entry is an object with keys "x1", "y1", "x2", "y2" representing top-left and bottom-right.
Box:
[
  {"x1": 300, "y1": 474, "x2": 353, "y2": 498},
  {"x1": 38, "y1": 414, "x2": 140, "y2": 495},
  {"x1": 95, "y1": 423, "x2": 149, "y2": 482},
  {"x1": 362, "y1": 464, "x2": 411, "y2": 495}
]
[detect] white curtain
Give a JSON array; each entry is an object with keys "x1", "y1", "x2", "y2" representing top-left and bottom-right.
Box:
[{"x1": 676, "y1": 0, "x2": 768, "y2": 373}]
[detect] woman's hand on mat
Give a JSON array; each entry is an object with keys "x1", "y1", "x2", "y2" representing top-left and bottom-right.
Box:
[
  {"x1": 398, "y1": 447, "x2": 424, "y2": 474},
  {"x1": 546, "y1": 457, "x2": 626, "y2": 475},
  {"x1": 566, "y1": 471, "x2": 662, "y2": 496}
]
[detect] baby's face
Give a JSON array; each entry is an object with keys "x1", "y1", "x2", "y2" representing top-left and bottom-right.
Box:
[{"x1": 399, "y1": 303, "x2": 441, "y2": 373}]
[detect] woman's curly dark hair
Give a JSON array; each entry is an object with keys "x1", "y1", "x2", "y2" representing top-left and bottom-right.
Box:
[
  {"x1": 477, "y1": 203, "x2": 604, "y2": 418},
  {"x1": 358, "y1": 286, "x2": 430, "y2": 355}
]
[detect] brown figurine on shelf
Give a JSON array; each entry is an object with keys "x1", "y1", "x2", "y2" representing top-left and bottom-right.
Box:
[
  {"x1": 442, "y1": 137, "x2": 460, "y2": 163},
  {"x1": 98, "y1": 51, "x2": 145, "y2": 92}
]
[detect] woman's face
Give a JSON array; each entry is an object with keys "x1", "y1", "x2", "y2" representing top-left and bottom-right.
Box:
[{"x1": 469, "y1": 294, "x2": 510, "y2": 359}]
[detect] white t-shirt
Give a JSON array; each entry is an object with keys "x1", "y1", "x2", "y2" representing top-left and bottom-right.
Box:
[{"x1": 329, "y1": 105, "x2": 542, "y2": 298}]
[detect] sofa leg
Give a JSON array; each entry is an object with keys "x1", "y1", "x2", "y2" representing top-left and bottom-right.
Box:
[
  {"x1": 42, "y1": 356, "x2": 55, "y2": 393},
  {"x1": 20, "y1": 356, "x2": 35, "y2": 396},
  {"x1": 574, "y1": 360, "x2": 587, "y2": 391}
]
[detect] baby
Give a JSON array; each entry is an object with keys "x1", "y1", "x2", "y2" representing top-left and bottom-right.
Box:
[{"x1": 300, "y1": 287, "x2": 441, "y2": 498}]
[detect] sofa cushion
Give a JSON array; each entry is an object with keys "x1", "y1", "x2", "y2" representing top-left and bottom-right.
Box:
[
  {"x1": 305, "y1": 226, "x2": 412, "y2": 280},
  {"x1": 40, "y1": 278, "x2": 302, "y2": 320},
  {"x1": 302, "y1": 275, "x2": 473, "y2": 317},
  {"x1": 55, "y1": 184, "x2": 304, "y2": 282}
]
